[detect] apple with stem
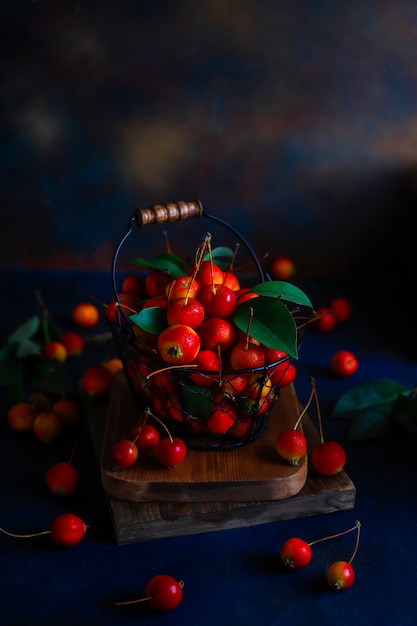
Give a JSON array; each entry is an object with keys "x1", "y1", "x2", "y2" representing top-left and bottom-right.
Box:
[
  {"x1": 309, "y1": 377, "x2": 347, "y2": 475},
  {"x1": 275, "y1": 380, "x2": 315, "y2": 465},
  {"x1": 198, "y1": 317, "x2": 235, "y2": 352},
  {"x1": 198, "y1": 283, "x2": 236, "y2": 319},
  {"x1": 106, "y1": 575, "x2": 184, "y2": 612},
  {"x1": 0, "y1": 513, "x2": 87, "y2": 547},
  {"x1": 111, "y1": 438, "x2": 139, "y2": 470},
  {"x1": 279, "y1": 520, "x2": 361, "y2": 574},
  {"x1": 143, "y1": 408, "x2": 187, "y2": 468},
  {"x1": 166, "y1": 275, "x2": 200, "y2": 300}
]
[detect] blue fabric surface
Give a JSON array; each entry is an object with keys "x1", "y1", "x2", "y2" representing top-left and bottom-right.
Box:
[{"x1": 1, "y1": 270, "x2": 417, "y2": 626}]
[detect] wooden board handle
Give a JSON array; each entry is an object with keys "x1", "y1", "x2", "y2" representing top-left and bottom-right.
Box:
[{"x1": 133, "y1": 199, "x2": 203, "y2": 227}]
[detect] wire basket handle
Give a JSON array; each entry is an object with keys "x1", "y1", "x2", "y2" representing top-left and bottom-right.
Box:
[{"x1": 111, "y1": 199, "x2": 266, "y2": 306}]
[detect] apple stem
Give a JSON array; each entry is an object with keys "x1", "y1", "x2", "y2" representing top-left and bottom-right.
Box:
[
  {"x1": 194, "y1": 233, "x2": 210, "y2": 273},
  {"x1": 348, "y1": 520, "x2": 361, "y2": 564},
  {"x1": 144, "y1": 407, "x2": 174, "y2": 442},
  {"x1": 163, "y1": 230, "x2": 172, "y2": 253},
  {"x1": 244, "y1": 307, "x2": 254, "y2": 350},
  {"x1": 83, "y1": 332, "x2": 113, "y2": 344},
  {"x1": 217, "y1": 344, "x2": 223, "y2": 385},
  {"x1": 78, "y1": 285, "x2": 107, "y2": 308},
  {"x1": 223, "y1": 243, "x2": 240, "y2": 280},
  {"x1": 308, "y1": 520, "x2": 361, "y2": 555},
  {"x1": 0, "y1": 527, "x2": 51, "y2": 539},
  {"x1": 166, "y1": 280, "x2": 175, "y2": 305},
  {"x1": 146, "y1": 364, "x2": 198, "y2": 380},
  {"x1": 309, "y1": 376, "x2": 325, "y2": 444},
  {"x1": 104, "y1": 596, "x2": 152, "y2": 606},
  {"x1": 36, "y1": 290, "x2": 60, "y2": 343},
  {"x1": 233, "y1": 252, "x2": 269, "y2": 273},
  {"x1": 293, "y1": 379, "x2": 315, "y2": 430},
  {"x1": 105, "y1": 580, "x2": 184, "y2": 606}
]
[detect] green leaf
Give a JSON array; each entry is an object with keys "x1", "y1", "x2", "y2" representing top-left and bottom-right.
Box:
[
  {"x1": 332, "y1": 379, "x2": 406, "y2": 420},
  {"x1": 203, "y1": 247, "x2": 234, "y2": 269},
  {"x1": 181, "y1": 382, "x2": 214, "y2": 421},
  {"x1": 129, "y1": 307, "x2": 168, "y2": 335},
  {"x1": 233, "y1": 296, "x2": 298, "y2": 358},
  {"x1": 129, "y1": 253, "x2": 187, "y2": 277},
  {"x1": 250, "y1": 281, "x2": 313, "y2": 309},
  {"x1": 6, "y1": 315, "x2": 40, "y2": 344},
  {"x1": 15, "y1": 339, "x2": 41, "y2": 359},
  {"x1": 346, "y1": 404, "x2": 394, "y2": 441}
]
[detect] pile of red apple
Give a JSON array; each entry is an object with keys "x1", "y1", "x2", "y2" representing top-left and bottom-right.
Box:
[{"x1": 107, "y1": 241, "x2": 314, "y2": 448}]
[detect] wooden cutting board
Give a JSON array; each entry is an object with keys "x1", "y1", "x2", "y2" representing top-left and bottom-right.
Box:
[
  {"x1": 100, "y1": 371, "x2": 308, "y2": 502},
  {"x1": 84, "y1": 372, "x2": 356, "y2": 544}
]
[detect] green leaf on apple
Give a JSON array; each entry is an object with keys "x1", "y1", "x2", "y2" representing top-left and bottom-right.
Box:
[
  {"x1": 250, "y1": 281, "x2": 313, "y2": 309},
  {"x1": 233, "y1": 296, "x2": 298, "y2": 358},
  {"x1": 129, "y1": 307, "x2": 168, "y2": 335},
  {"x1": 129, "y1": 253, "x2": 188, "y2": 277}
]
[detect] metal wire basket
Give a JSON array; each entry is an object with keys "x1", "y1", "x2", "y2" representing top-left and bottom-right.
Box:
[{"x1": 108, "y1": 199, "x2": 306, "y2": 451}]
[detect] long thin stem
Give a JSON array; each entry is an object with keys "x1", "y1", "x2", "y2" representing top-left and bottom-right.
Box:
[
  {"x1": 294, "y1": 378, "x2": 316, "y2": 430},
  {"x1": 144, "y1": 407, "x2": 173, "y2": 442},
  {"x1": 348, "y1": 520, "x2": 361, "y2": 564},
  {"x1": 0, "y1": 528, "x2": 51, "y2": 539},
  {"x1": 244, "y1": 307, "x2": 254, "y2": 350},
  {"x1": 310, "y1": 376, "x2": 324, "y2": 444},
  {"x1": 308, "y1": 520, "x2": 361, "y2": 551}
]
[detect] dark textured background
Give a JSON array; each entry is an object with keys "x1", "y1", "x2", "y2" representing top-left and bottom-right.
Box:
[{"x1": 2, "y1": 1, "x2": 417, "y2": 280}]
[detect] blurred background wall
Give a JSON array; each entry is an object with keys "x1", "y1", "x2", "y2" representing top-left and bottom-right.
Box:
[{"x1": 1, "y1": 0, "x2": 417, "y2": 283}]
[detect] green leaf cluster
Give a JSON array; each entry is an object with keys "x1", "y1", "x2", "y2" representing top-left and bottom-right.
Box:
[
  {"x1": 331, "y1": 379, "x2": 417, "y2": 441},
  {"x1": 0, "y1": 314, "x2": 71, "y2": 406}
]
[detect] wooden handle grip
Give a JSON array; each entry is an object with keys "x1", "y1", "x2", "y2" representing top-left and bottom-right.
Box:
[{"x1": 133, "y1": 199, "x2": 203, "y2": 227}]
